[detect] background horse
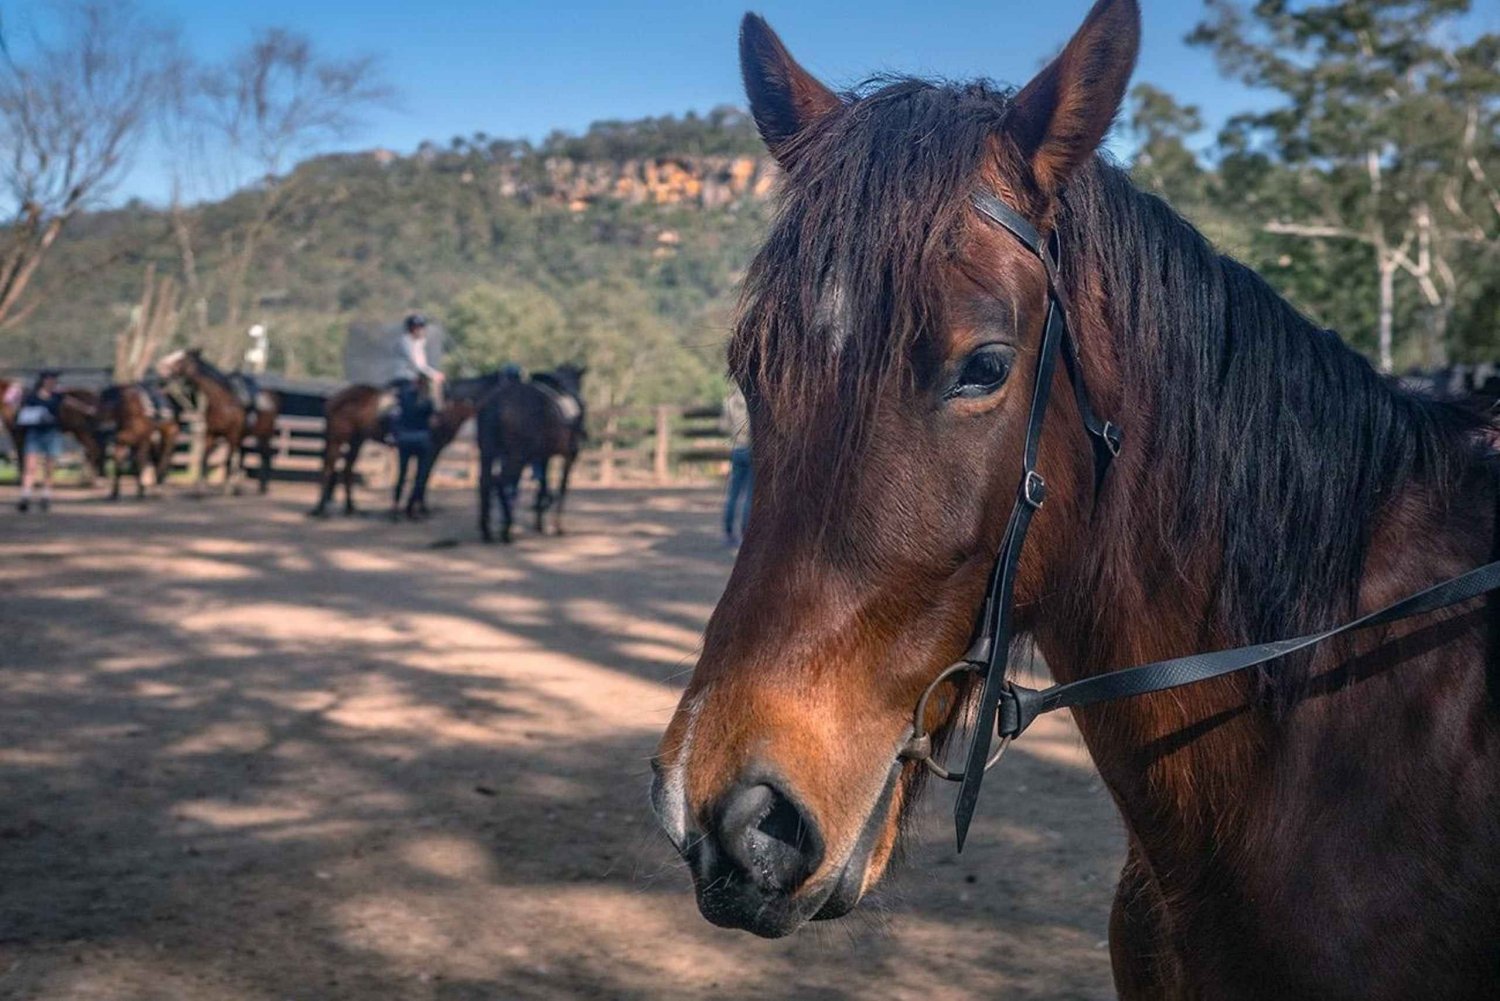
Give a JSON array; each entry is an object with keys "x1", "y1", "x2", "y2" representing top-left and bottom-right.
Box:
[
  {"x1": 94, "y1": 383, "x2": 179, "y2": 500},
  {"x1": 156, "y1": 349, "x2": 280, "y2": 494},
  {"x1": 652, "y1": 4, "x2": 1500, "y2": 997},
  {"x1": 308, "y1": 373, "x2": 497, "y2": 518},
  {"x1": 475, "y1": 364, "x2": 586, "y2": 543}
]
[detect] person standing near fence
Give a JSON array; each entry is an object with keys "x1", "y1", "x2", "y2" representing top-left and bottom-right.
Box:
[
  {"x1": 720, "y1": 384, "x2": 752, "y2": 546},
  {"x1": 391, "y1": 375, "x2": 436, "y2": 519},
  {"x1": 15, "y1": 371, "x2": 66, "y2": 513}
]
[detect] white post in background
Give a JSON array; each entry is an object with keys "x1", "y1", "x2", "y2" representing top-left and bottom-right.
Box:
[{"x1": 245, "y1": 324, "x2": 268, "y2": 375}]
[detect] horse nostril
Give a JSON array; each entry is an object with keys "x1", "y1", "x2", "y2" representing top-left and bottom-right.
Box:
[{"x1": 714, "y1": 780, "x2": 824, "y2": 895}]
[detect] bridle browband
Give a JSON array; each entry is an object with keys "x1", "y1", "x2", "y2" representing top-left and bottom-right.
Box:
[{"x1": 898, "y1": 188, "x2": 1500, "y2": 850}]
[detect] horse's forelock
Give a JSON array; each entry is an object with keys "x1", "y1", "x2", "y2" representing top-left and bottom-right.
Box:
[{"x1": 733, "y1": 77, "x2": 1013, "y2": 500}]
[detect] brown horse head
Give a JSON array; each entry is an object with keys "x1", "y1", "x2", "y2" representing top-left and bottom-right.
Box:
[
  {"x1": 653, "y1": 0, "x2": 1140, "y2": 937},
  {"x1": 155, "y1": 347, "x2": 197, "y2": 382}
]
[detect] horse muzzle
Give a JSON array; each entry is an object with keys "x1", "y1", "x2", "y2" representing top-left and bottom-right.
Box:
[{"x1": 650, "y1": 759, "x2": 899, "y2": 937}]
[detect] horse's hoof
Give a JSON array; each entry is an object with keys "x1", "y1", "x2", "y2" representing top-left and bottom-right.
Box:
[{"x1": 306, "y1": 507, "x2": 327, "y2": 519}]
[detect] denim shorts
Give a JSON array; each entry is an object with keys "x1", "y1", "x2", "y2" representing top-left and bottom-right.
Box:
[{"x1": 26, "y1": 427, "x2": 64, "y2": 459}]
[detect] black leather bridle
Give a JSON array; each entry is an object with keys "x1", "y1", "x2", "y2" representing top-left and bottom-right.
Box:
[{"x1": 898, "y1": 189, "x2": 1500, "y2": 850}]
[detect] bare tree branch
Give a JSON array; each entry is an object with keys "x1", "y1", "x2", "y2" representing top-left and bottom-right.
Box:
[
  {"x1": 1263, "y1": 221, "x2": 1368, "y2": 241},
  {"x1": 0, "y1": 1, "x2": 180, "y2": 327}
]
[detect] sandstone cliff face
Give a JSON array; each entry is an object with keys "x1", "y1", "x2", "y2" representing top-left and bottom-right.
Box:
[{"x1": 490, "y1": 155, "x2": 779, "y2": 210}]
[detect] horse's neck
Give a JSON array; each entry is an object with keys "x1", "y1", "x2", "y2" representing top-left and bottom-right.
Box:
[
  {"x1": 189, "y1": 367, "x2": 234, "y2": 407},
  {"x1": 1036, "y1": 464, "x2": 1495, "y2": 888}
]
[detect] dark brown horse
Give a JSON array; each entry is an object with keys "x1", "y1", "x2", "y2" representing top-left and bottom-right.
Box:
[
  {"x1": 1, "y1": 377, "x2": 105, "y2": 474},
  {"x1": 653, "y1": 4, "x2": 1500, "y2": 996},
  {"x1": 475, "y1": 365, "x2": 586, "y2": 543},
  {"x1": 308, "y1": 374, "x2": 495, "y2": 518},
  {"x1": 156, "y1": 349, "x2": 280, "y2": 494},
  {"x1": 94, "y1": 383, "x2": 180, "y2": 500}
]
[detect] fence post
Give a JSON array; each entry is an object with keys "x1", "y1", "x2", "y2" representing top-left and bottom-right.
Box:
[{"x1": 654, "y1": 405, "x2": 672, "y2": 485}]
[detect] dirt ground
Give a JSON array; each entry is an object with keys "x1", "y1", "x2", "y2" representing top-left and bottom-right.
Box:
[{"x1": 0, "y1": 482, "x2": 1123, "y2": 1001}]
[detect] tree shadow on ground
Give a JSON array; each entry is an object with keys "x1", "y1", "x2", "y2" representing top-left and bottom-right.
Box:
[{"x1": 0, "y1": 485, "x2": 1121, "y2": 1001}]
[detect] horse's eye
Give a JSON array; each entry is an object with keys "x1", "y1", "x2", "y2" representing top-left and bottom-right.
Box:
[{"x1": 947, "y1": 346, "x2": 1013, "y2": 399}]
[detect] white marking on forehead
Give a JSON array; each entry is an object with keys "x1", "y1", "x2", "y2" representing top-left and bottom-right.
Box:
[{"x1": 815, "y1": 274, "x2": 854, "y2": 355}]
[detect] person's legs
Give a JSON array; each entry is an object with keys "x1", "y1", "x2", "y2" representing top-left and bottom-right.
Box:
[
  {"x1": 724, "y1": 447, "x2": 751, "y2": 542},
  {"x1": 392, "y1": 444, "x2": 413, "y2": 512},
  {"x1": 409, "y1": 443, "x2": 435, "y2": 516},
  {"x1": 18, "y1": 446, "x2": 37, "y2": 512},
  {"x1": 735, "y1": 450, "x2": 753, "y2": 537},
  {"x1": 39, "y1": 453, "x2": 55, "y2": 511}
]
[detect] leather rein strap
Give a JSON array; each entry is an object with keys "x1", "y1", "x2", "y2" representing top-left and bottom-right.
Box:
[{"x1": 915, "y1": 188, "x2": 1500, "y2": 851}]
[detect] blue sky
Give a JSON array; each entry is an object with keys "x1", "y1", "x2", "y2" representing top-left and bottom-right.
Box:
[{"x1": 0, "y1": 0, "x2": 1387, "y2": 204}]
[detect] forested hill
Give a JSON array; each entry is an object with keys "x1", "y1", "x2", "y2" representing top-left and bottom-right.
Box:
[
  {"x1": 10, "y1": 85, "x2": 1499, "y2": 417},
  {"x1": 7, "y1": 107, "x2": 779, "y2": 412}
]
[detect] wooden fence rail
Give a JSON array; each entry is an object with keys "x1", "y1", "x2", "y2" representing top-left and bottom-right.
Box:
[{"x1": 165, "y1": 402, "x2": 731, "y2": 488}]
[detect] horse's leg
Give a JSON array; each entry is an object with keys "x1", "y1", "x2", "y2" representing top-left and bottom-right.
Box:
[
  {"x1": 343, "y1": 437, "x2": 364, "y2": 515},
  {"x1": 311, "y1": 431, "x2": 340, "y2": 516},
  {"x1": 108, "y1": 440, "x2": 124, "y2": 501},
  {"x1": 498, "y1": 458, "x2": 521, "y2": 545},
  {"x1": 223, "y1": 436, "x2": 241, "y2": 496},
  {"x1": 196, "y1": 432, "x2": 211, "y2": 495},
  {"x1": 155, "y1": 424, "x2": 179, "y2": 488},
  {"x1": 1109, "y1": 848, "x2": 1184, "y2": 1000},
  {"x1": 133, "y1": 439, "x2": 152, "y2": 498},
  {"x1": 257, "y1": 419, "x2": 273, "y2": 494},
  {"x1": 477, "y1": 452, "x2": 495, "y2": 543},
  {"x1": 533, "y1": 457, "x2": 549, "y2": 533},
  {"x1": 553, "y1": 452, "x2": 576, "y2": 535}
]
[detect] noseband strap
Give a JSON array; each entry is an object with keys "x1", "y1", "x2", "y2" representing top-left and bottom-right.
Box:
[{"x1": 906, "y1": 188, "x2": 1500, "y2": 852}]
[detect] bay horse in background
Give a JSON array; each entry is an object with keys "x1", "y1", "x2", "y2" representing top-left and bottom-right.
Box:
[
  {"x1": 156, "y1": 348, "x2": 280, "y2": 494},
  {"x1": 476, "y1": 364, "x2": 586, "y2": 543},
  {"x1": 0, "y1": 376, "x2": 105, "y2": 474},
  {"x1": 308, "y1": 373, "x2": 499, "y2": 518},
  {"x1": 653, "y1": 3, "x2": 1500, "y2": 997},
  {"x1": 93, "y1": 383, "x2": 180, "y2": 500}
]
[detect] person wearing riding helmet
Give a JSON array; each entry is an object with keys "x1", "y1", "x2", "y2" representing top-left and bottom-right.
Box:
[
  {"x1": 395, "y1": 313, "x2": 445, "y2": 408},
  {"x1": 15, "y1": 370, "x2": 66, "y2": 513}
]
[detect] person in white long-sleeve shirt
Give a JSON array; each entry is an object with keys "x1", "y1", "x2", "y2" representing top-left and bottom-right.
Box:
[{"x1": 395, "y1": 313, "x2": 445, "y2": 406}]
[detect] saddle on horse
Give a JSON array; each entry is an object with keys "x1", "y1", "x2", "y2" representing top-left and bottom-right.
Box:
[
  {"x1": 380, "y1": 381, "x2": 434, "y2": 445},
  {"x1": 228, "y1": 373, "x2": 265, "y2": 421},
  {"x1": 531, "y1": 377, "x2": 584, "y2": 429}
]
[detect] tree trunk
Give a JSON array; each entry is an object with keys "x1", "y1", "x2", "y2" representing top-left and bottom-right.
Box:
[{"x1": 1377, "y1": 256, "x2": 1396, "y2": 374}]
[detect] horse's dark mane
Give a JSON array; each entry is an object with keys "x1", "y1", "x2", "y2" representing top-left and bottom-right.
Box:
[
  {"x1": 1058, "y1": 160, "x2": 1488, "y2": 706},
  {"x1": 734, "y1": 75, "x2": 1488, "y2": 707},
  {"x1": 188, "y1": 352, "x2": 236, "y2": 394}
]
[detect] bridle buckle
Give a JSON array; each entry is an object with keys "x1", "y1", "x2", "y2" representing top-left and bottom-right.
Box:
[
  {"x1": 1023, "y1": 470, "x2": 1047, "y2": 509},
  {"x1": 1101, "y1": 421, "x2": 1122, "y2": 457}
]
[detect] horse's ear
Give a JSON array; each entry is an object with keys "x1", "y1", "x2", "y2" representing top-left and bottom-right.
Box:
[
  {"x1": 1008, "y1": 0, "x2": 1140, "y2": 194},
  {"x1": 740, "y1": 14, "x2": 842, "y2": 165}
]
